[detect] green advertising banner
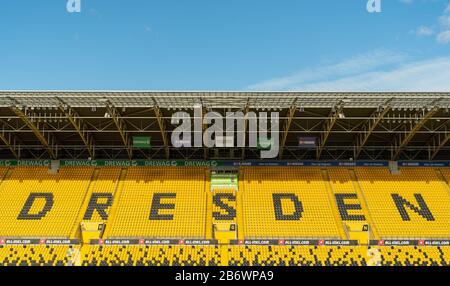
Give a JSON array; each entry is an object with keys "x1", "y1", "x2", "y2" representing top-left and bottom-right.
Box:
[
  {"x1": 132, "y1": 136, "x2": 151, "y2": 148},
  {"x1": 59, "y1": 160, "x2": 224, "y2": 167},
  {"x1": 0, "y1": 160, "x2": 51, "y2": 167}
]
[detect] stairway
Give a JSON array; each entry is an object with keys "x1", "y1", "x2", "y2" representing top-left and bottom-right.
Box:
[
  {"x1": 321, "y1": 169, "x2": 349, "y2": 240},
  {"x1": 101, "y1": 168, "x2": 128, "y2": 239},
  {"x1": 209, "y1": 171, "x2": 240, "y2": 243},
  {"x1": 348, "y1": 169, "x2": 380, "y2": 240},
  {"x1": 71, "y1": 168, "x2": 99, "y2": 238}
]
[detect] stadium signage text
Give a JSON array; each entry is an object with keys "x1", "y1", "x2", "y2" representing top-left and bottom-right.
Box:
[
  {"x1": 14, "y1": 190, "x2": 441, "y2": 242},
  {"x1": 89, "y1": 239, "x2": 218, "y2": 246},
  {"x1": 0, "y1": 160, "x2": 51, "y2": 167},
  {"x1": 230, "y1": 240, "x2": 359, "y2": 246},
  {"x1": 370, "y1": 240, "x2": 450, "y2": 246},
  {"x1": 2, "y1": 160, "x2": 450, "y2": 168},
  {"x1": 171, "y1": 105, "x2": 280, "y2": 159},
  {"x1": 59, "y1": 160, "x2": 221, "y2": 167},
  {"x1": 0, "y1": 239, "x2": 79, "y2": 245},
  {"x1": 2, "y1": 238, "x2": 449, "y2": 246}
]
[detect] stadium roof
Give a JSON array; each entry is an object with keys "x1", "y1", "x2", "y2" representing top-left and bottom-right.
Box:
[{"x1": 0, "y1": 91, "x2": 449, "y2": 161}]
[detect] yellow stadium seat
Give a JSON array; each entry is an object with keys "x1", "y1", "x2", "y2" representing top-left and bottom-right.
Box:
[
  {"x1": 440, "y1": 168, "x2": 450, "y2": 189},
  {"x1": 355, "y1": 168, "x2": 450, "y2": 239},
  {"x1": 241, "y1": 167, "x2": 341, "y2": 239},
  {"x1": 80, "y1": 245, "x2": 222, "y2": 266},
  {"x1": 0, "y1": 166, "x2": 449, "y2": 266},
  {"x1": 1, "y1": 244, "x2": 449, "y2": 266},
  {"x1": 0, "y1": 245, "x2": 80, "y2": 266},
  {"x1": 226, "y1": 245, "x2": 450, "y2": 266},
  {"x1": 105, "y1": 168, "x2": 207, "y2": 239},
  {"x1": 79, "y1": 168, "x2": 122, "y2": 224},
  {"x1": 0, "y1": 167, "x2": 94, "y2": 238}
]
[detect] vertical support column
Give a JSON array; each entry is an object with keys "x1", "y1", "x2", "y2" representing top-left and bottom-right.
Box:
[
  {"x1": 154, "y1": 106, "x2": 170, "y2": 159},
  {"x1": 317, "y1": 106, "x2": 341, "y2": 159},
  {"x1": 105, "y1": 104, "x2": 133, "y2": 159},
  {"x1": 279, "y1": 104, "x2": 297, "y2": 159},
  {"x1": 0, "y1": 120, "x2": 20, "y2": 159}
]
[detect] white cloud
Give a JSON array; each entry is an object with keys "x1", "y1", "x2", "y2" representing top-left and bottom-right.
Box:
[
  {"x1": 247, "y1": 50, "x2": 407, "y2": 91},
  {"x1": 412, "y1": 4, "x2": 450, "y2": 44},
  {"x1": 435, "y1": 5, "x2": 450, "y2": 43},
  {"x1": 247, "y1": 54, "x2": 450, "y2": 92},
  {"x1": 437, "y1": 30, "x2": 450, "y2": 43},
  {"x1": 413, "y1": 25, "x2": 434, "y2": 36},
  {"x1": 439, "y1": 15, "x2": 450, "y2": 28}
]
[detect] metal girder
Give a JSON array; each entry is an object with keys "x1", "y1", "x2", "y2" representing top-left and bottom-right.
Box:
[
  {"x1": 317, "y1": 104, "x2": 343, "y2": 159},
  {"x1": 105, "y1": 103, "x2": 133, "y2": 159},
  {"x1": 9, "y1": 104, "x2": 57, "y2": 159},
  {"x1": 57, "y1": 99, "x2": 95, "y2": 158},
  {"x1": 154, "y1": 105, "x2": 170, "y2": 159},
  {"x1": 241, "y1": 99, "x2": 250, "y2": 160},
  {"x1": 0, "y1": 120, "x2": 20, "y2": 159},
  {"x1": 1, "y1": 91, "x2": 449, "y2": 109},
  {"x1": 279, "y1": 104, "x2": 297, "y2": 159},
  {"x1": 355, "y1": 104, "x2": 392, "y2": 159},
  {"x1": 393, "y1": 106, "x2": 440, "y2": 160},
  {"x1": 202, "y1": 106, "x2": 208, "y2": 160},
  {"x1": 429, "y1": 121, "x2": 450, "y2": 159}
]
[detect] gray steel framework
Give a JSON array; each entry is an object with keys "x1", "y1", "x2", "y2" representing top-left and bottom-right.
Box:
[{"x1": 0, "y1": 91, "x2": 448, "y2": 161}]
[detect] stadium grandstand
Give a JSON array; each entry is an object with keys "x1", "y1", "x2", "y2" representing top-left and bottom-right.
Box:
[{"x1": 0, "y1": 91, "x2": 449, "y2": 266}]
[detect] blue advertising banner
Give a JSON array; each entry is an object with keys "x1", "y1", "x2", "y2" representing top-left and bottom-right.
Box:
[
  {"x1": 298, "y1": 137, "x2": 317, "y2": 148},
  {"x1": 398, "y1": 161, "x2": 450, "y2": 167}
]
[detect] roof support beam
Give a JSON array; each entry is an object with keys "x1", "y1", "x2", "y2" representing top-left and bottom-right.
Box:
[
  {"x1": 57, "y1": 99, "x2": 95, "y2": 158},
  {"x1": 430, "y1": 134, "x2": 450, "y2": 159},
  {"x1": 279, "y1": 105, "x2": 297, "y2": 159},
  {"x1": 105, "y1": 104, "x2": 133, "y2": 159},
  {"x1": 0, "y1": 120, "x2": 20, "y2": 159},
  {"x1": 393, "y1": 106, "x2": 439, "y2": 160},
  {"x1": 9, "y1": 105, "x2": 57, "y2": 159},
  {"x1": 355, "y1": 105, "x2": 392, "y2": 159},
  {"x1": 317, "y1": 104, "x2": 343, "y2": 159},
  {"x1": 241, "y1": 99, "x2": 250, "y2": 160},
  {"x1": 429, "y1": 122, "x2": 450, "y2": 159},
  {"x1": 202, "y1": 106, "x2": 208, "y2": 160},
  {"x1": 154, "y1": 106, "x2": 170, "y2": 159}
]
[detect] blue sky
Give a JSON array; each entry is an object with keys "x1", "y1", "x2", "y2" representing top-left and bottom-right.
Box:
[{"x1": 1, "y1": 0, "x2": 450, "y2": 91}]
